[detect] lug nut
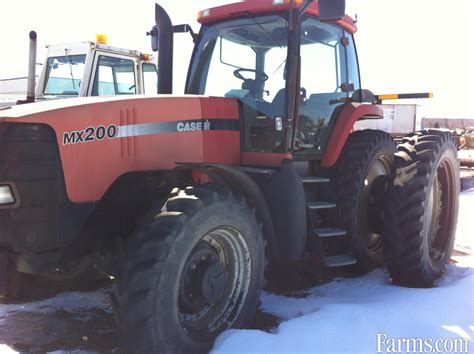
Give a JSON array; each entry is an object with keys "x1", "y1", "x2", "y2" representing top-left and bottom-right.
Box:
[{"x1": 190, "y1": 263, "x2": 197, "y2": 270}]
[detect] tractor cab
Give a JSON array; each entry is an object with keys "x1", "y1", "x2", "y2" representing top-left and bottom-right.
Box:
[
  {"x1": 185, "y1": 2, "x2": 359, "y2": 156},
  {"x1": 35, "y1": 40, "x2": 158, "y2": 100}
]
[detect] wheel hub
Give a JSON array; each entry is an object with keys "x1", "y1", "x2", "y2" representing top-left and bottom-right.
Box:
[
  {"x1": 361, "y1": 155, "x2": 392, "y2": 255},
  {"x1": 202, "y1": 263, "x2": 227, "y2": 303},
  {"x1": 180, "y1": 243, "x2": 227, "y2": 314},
  {"x1": 177, "y1": 225, "x2": 252, "y2": 340}
]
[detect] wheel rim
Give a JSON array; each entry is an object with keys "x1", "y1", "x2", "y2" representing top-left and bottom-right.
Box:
[
  {"x1": 360, "y1": 154, "x2": 392, "y2": 256},
  {"x1": 178, "y1": 226, "x2": 251, "y2": 340},
  {"x1": 426, "y1": 156, "x2": 456, "y2": 265}
]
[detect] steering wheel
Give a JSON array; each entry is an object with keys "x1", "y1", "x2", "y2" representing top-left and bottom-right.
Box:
[{"x1": 233, "y1": 68, "x2": 268, "y2": 83}]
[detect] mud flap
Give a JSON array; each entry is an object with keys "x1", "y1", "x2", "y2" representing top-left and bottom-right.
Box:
[{"x1": 262, "y1": 160, "x2": 307, "y2": 261}]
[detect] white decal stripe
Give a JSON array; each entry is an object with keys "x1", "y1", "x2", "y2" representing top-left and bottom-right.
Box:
[{"x1": 116, "y1": 123, "x2": 167, "y2": 138}]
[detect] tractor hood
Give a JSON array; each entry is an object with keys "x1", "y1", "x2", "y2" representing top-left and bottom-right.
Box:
[
  {"x1": 0, "y1": 95, "x2": 178, "y2": 120},
  {"x1": 0, "y1": 94, "x2": 25, "y2": 109},
  {"x1": 0, "y1": 95, "x2": 241, "y2": 203}
]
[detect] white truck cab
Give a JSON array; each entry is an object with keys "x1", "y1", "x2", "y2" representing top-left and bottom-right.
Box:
[{"x1": 36, "y1": 40, "x2": 158, "y2": 100}]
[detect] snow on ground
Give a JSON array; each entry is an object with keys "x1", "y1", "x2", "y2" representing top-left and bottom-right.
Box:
[
  {"x1": 0, "y1": 191, "x2": 472, "y2": 353},
  {"x1": 213, "y1": 190, "x2": 474, "y2": 354},
  {"x1": 213, "y1": 265, "x2": 473, "y2": 354}
]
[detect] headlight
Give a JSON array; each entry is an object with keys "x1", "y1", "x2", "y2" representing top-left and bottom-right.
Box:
[{"x1": 0, "y1": 185, "x2": 15, "y2": 205}]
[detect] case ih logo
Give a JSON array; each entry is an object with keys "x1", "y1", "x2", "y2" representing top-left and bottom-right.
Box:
[
  {"x1": 63, "y1": 125, "x2": 118, "y2": 145},
  {"x1": 177, "y1": 120, "x2": 211, "y2": 132}
]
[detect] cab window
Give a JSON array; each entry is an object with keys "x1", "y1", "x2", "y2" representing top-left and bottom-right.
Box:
[
  {"x1": 43, "y1": 54, "x2": 86, "y2": 96},
  {"x1": 142, "y1": 63, "x2": 158, "y2": 94},
  {"x1": 92, "y1": 56, "x2": 136, "y2": 96},
  {"x1": 297, "y1": 18, "x2": 360, "y2": 153}
]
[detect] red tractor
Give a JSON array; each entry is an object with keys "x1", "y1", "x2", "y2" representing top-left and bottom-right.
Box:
[{"x1": 0, "y1": 0, "x2": 459, "y2": 352}]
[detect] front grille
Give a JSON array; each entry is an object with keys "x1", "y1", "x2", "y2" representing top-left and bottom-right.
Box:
[{"x1": 0, "y1": 122, "x2": 64, "y2": 253}]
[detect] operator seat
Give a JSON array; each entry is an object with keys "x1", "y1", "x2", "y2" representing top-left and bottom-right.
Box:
[{"x1": 270, "y1": 88, "x2": 286, "y2": 117}]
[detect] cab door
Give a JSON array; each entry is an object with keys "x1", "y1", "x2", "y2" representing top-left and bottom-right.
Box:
[
  {"x1": 295, "y1": 17, "x2": 360, "y2": 157},
  {"x1": 88, "y1": 53, "x2": 138, "y2": 96},
  {"x1": 141, "y1": 62, "x2": 158, "y2": 94}
]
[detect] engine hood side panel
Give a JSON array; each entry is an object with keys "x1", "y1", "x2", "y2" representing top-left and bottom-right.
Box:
[{"x1": 1, "y1": 96, "x2": 241, "y2": 203}]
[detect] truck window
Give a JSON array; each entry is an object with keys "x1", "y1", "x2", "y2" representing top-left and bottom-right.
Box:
[
  {"x1": 92, "y1": 56, "x2": 136, "y2": 96},
  {"x1": 44, "y1": 54, "x2": 86, "y2": 96},
  {"x1": 142, "y1": 63, "x2": 158, "y2": 94}
]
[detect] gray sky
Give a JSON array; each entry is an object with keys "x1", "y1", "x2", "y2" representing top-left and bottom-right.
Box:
[{"x1": 0, "y1": 0, "x2": 473, "y2": 118}]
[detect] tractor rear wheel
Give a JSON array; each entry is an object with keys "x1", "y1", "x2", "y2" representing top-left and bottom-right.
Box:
[
  {"x1": 383, "y1": 130, "x2": 459, "y2": 287},
  {"x1": 116, "y1": 184, "x2": 265, "y2": 353},
  {"x1": 334, "y1": 129, "x2": 396, "y2": 272}
]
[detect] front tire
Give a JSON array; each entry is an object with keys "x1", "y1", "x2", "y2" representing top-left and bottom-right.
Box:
[
  {"x1": 383, "y1": 130, "x2": 460, "y2": 287},
  {"x1": 117, "y1": 184, "x2": 265, "y2": 353}
]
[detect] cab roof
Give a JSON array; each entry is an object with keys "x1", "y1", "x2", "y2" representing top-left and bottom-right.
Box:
[
  {"x1": 197, "y1": 0, "x2": 357, "y2": 33},
  {"x1": 46, "y1": 42, "x2": 144, "y2": 58}
]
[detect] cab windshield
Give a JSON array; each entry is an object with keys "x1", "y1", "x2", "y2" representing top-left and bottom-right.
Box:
[
  {"x1": 187, "y1": 15, "x2": 288, "y2": 107},
  {"x1": 43, "y1": 54, "x2": 86, "y2": 96}
]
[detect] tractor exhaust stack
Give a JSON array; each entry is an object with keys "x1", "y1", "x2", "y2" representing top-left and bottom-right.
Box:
[
  {"x1": 17, "y1": 31, "x2": 37, "y2": 105},
  {"x1": 26, "y1": 31, "x2": 37, "y2": 102},
  {"x1": 149, "y1": 3, "x2": 173, "y2": 94}
]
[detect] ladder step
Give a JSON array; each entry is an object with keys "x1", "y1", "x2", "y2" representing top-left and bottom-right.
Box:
[
  {"x1": 314, "y1": 228, "x2": 347, "y2": 238},
  {"x1": 307, "y1": 202, "x2": 336, "y2": 210},
  {"x1": 302, "y1": 176, "x2": 330, "y2": 183},
  {"x1": 324, "y1": 255, "x2": 357, "y2": 268}
]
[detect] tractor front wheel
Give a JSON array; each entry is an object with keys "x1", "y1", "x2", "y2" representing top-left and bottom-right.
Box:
[
  {"x1": 116, "y1": 184, "x2": 265, "y2": 353},
  {"x1": 383, "y1": 130, "x2": 459, "y2": 287}
]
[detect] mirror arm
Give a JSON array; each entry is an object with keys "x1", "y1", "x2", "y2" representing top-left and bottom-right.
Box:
[
  {"x1": 297, "y1": 0, "x2": 314, "y2": 19},
  {"x1": 173, "y1": 24, "x2": 199, "y2": 43}
]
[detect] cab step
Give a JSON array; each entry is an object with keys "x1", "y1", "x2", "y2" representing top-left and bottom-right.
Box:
[
  {"x1": 314, "y1": 228, "x2": 347, "y2": 238},
  {"x1": 306, "y1": 202, "x2": 336, "y2": 210},
  {"x1": 302, "y1": 176, "x2": 330, "y2": 183},
  {"x1": 324, "y1": 255, "x2": 357, "y2": 268}
]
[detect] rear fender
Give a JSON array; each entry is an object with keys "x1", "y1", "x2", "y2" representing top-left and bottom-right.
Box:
[{"x1": 321, "y1": 103, "x2": 383, "y2": 167}]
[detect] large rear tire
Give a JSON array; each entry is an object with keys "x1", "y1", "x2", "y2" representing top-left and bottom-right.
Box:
[
  {"x1": 383, "y1": 130, "x2": 460, "y2": 287},
  {"x1": 334, "y1": 129, "x2": 396, "y2": 272},
  {"x1": 116, "y1": 184, "x2": 265, "y2": 353}
]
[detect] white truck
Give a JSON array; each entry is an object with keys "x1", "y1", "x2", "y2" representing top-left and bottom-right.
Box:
[
  {"x1": 0, "y1": 34, "x2": 157, "y2": 108},
  {"x1": 354, "y1": 103, "x2": 421, "y2": 142}
]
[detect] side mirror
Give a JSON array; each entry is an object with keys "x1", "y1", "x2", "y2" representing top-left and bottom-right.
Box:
[
  {"x1": 148, "y1": 25, "x2": 159, "y2": 52},
  {"x1": 318, "y1": 0, "x2": 346, "y2": 21}
]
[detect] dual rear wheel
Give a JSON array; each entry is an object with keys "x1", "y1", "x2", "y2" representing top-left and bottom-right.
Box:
[
  {"x1": 335, "y1": 129, "x2": 459, "y2": 286},
  {"x1": 383, "y1": 131, "x2": 459, "y2": 286},
  {"x1": 334, "y1": 130, "x2": 396, "y2": 272}
]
